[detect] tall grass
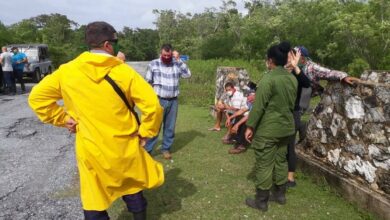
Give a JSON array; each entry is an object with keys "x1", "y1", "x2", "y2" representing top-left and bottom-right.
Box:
[{"x1": 179, "y1": 59, "x2": 266, "y2": 106}]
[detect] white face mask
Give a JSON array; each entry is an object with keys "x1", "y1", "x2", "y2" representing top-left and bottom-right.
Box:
[
  {"x1": 226, "y1": 91, "x2": 233, "y2": 96},
  {"x1": 265, "y1": 60, "x2": 271, "y2": 70}
]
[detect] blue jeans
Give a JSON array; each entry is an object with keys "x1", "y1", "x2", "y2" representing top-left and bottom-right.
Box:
[
  {"x1": 14, "y1": 69, "x2": 25, "y2": 91},
  {"x1": 3, "y1": 71, "x2": 16, "y2": 93},
  {"x1": 145, "y1": 97, "x2": 178, "y2": 153}
]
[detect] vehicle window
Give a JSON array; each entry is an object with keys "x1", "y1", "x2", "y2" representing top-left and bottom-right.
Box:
[
  {"x1": 40, "y1": 47, "x2": 48, "y2": 60},
  {"x1": 23, "y1": 48, "x2": 39, "y2": 62}
]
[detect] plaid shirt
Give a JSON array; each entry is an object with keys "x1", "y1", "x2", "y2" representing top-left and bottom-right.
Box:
[
  {"x1": 145, "y1": 58, "x2": 191, "y2": 98},
  {"x1": 303, "y1": 60, "x2": 348, "y2": 87}
]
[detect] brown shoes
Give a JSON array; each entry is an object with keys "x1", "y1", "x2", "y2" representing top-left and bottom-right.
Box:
[
  {"x1": 162, "y1": 151, "x2": 172, "y2": 160},
  {"x1": 228, "y1": 145, "x2": 247, "y2": 154}
]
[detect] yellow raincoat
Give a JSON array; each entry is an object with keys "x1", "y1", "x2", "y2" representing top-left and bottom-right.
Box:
[{"x1": 28, "y1": 52, "x2": 164, "y2": 211}]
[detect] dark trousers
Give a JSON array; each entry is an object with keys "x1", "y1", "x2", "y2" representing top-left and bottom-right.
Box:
[
  {"x1": 14, "y1": 69, "x2": 25, "y2": 92},
  {"x1": 3, "y1": 71, "x2": 16, "y2": 93},
  {"x1": 0, "y1": 67, "x2": 3, "y2": 91},
  {"x1": 233, "y1": 116, "x2": 249, "y2": 146},
  {"x1": 287, "y1": 110, "x2": 306, "y2": 172},
  {"x1": 83, "y1": 191, "x2": 147, "y2": 220}
]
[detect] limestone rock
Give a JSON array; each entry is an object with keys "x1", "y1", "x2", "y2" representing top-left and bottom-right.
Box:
[
  {"x1": 344, "y1": 156, "x2": 377, "y2": 183},
  {"x1": 328, "y1": 149, "x2": 341, "y2": 166},
  {"x1": 345, "y1": 96, "x2": 365, "y2": 119},
  {"x1": 377, "y1": 170, "x2": 390, "y2": 194},
  {"x1": 369, "y1": 145, "x2": 381, "y2": 159},
  {"x1": 373, "y1": 160, "x2": 390, "y2": 170},
  {"x1": 302, "y1": 70, "x2": 390, "y2": 195},
  {"x1": 366, "y1": 107, "x2": 386, "y2": 123},
  {"x1": 330, "y1": 113, "x2": 346, "y2": 137},
  {"x1": 345, "y1": 144, "x2": 366, "y2": 157},
  {"x1": 215, "y1": 67, "x2": 250, "y2": 102},
  {"x1": 314, "y1": 145, "x2": 327, "y2": 158},
  {"x1": 351, "y1": 122, "x2": 363, "y2": 136}
]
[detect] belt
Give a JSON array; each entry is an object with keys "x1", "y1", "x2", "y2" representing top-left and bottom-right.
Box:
[{"x1": 158, "y1": 96, "x2": 177, "y2": 101}]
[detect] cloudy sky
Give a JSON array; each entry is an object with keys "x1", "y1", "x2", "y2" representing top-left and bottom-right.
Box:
[{"x1": 1, "y1": 0, "x2": 247, "y2": 30}]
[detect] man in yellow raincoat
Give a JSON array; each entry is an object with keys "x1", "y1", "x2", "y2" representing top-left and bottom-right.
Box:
[{"x1": 28, "y1": 21, "x2": 164, "y2": 220}]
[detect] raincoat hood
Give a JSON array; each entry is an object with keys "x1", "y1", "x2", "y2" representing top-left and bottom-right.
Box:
[{"x1": 75, "y1": 51, "x2": 123, "y2": 83}]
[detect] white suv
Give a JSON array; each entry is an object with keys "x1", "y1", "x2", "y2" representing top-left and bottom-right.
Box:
[{"x1": 7, "y1": 44, "x2": 54, "y2": 82}]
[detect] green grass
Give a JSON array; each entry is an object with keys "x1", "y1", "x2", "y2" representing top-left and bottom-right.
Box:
[{"x1": 107, "y1": 105, "x2": 375, "y2": 220}]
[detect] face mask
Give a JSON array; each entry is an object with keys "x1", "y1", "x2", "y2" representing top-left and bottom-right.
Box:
[
  {"x1": 265, "y1": 60, "x2": 271, "y2": 70},
  {"x1": 226, "y1": 91, "x2": 233, "y2": 97},
  {"x1": 161, "y1": 56, "x2": 172, "y2": 64},
  {"x1": 112, "y1": 42, "x2": 120, "y2": 56}
]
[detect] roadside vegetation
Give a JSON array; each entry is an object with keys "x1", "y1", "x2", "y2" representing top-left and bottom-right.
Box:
[{"x1": 1, "y1": 0, "x2": 389, "y2": 76}]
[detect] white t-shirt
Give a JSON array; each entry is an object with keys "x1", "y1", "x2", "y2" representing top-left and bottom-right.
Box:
[
  {"x1": 227, "y1": 91, "x2": 247, "y2": 110},
  {"x1": 0, "y1": 52, "x2": 13, "y2": 71}
]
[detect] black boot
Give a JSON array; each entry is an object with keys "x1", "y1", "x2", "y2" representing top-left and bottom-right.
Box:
[
  {"x1": 245, "y1": 189, "x2": 269, "y2": 211},
  {"x1": 133, "y1": 210, "x2": 146, "y2": 220},
  {"x1": 269, "y1": 184, "x2": 287, "y2": 204}
]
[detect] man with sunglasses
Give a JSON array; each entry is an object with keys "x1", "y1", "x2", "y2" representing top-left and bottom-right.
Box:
[{"x1": 29, "y1": 21, "x2": 164, "y2": 220}]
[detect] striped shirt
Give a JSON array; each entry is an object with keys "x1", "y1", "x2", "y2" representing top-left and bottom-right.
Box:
[{"x1": 145, "y1": 58, "x2": 191, "y2": 98}]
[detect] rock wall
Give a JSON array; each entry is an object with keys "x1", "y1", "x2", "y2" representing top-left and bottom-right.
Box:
[
  {"x1": 300, "y1": 71, "x2": 390, "y2": 198},
  {"x1": 215, "y1": 67, "x2": 250, "y2": 103}
]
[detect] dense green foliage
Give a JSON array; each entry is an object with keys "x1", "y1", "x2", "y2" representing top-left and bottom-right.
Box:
[
  {"x1": 0, "y1": 14, "x2": 160, "y2": 67},
  {"x1": 1, "y1": 0, "x2": 389, "y2": 76},
  {"x1": 155, "y1": 0, "x2": 390, "y2": 75}
]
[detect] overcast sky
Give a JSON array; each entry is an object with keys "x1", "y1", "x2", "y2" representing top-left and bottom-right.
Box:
[{"x1": 1, "y1": 0, "x2": 247, "y2": 30}]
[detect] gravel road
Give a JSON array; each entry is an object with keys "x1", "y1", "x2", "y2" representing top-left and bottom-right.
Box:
[
  {"x1": 0, "y1": 62, "x2": 149, "y2": 220},
  {"x1": 0, "y1": 84, "x2": 82, "y2": 220}
]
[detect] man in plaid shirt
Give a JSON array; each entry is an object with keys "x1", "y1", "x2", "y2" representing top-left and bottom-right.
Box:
[
  {"x1": 296, "y1": 46, "x2": 359, "y2": 90},
  {"x1": 144, "y1": 44, "x2": 191, "y2": 159}
]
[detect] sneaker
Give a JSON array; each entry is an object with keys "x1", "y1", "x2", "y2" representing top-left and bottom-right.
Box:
[
  {"x1": 162, "y1": 151, "x2": 172, "y2": 160},
  {"x1": 286, "y1": 180, "x2": 297, "y2": 188}
]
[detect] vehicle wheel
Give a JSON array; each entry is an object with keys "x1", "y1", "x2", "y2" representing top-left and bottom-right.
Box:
[{"x1": 33, "y1": 68, "x2": 42, "y2": 82}]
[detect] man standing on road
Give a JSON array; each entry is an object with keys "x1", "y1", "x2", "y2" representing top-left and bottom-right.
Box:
[
  {"x1": 29, "y1": 21, "x2": 164, "y2": 220},
  {"x1": 0, "y1": 47, "x2": 15, "y2": 94},
  {"x1": 144, "y1": 44, "x2": 191, "y2": 160},
  {"x1": 11, "y1": 47, "x2": 27, "y2": 93}
]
